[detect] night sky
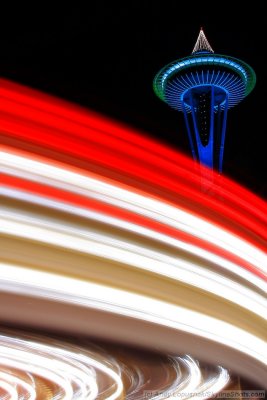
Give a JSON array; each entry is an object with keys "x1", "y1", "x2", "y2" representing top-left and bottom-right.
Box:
[{"x1": 1, "y1": 3, "x2": 266, "y2": 197}]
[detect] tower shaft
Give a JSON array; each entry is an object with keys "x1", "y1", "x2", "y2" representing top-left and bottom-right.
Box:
[{"x1": 182, "y1": 85, "x2": 228, "y2": 171}]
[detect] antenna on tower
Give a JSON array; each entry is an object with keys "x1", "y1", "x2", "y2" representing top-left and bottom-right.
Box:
[{"x1": 192, "y1": 28, "x2": 214, "y2": 54}]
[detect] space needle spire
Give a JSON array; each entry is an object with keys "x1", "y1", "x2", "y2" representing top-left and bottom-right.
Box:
[{"x1": 192, "y1": 27, "x2": 214, "y2": 54}]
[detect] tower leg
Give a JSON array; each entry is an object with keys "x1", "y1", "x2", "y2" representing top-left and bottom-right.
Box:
[
  {"x1": 218, "y1": 96, "x2": 228, "y2": 173},
  {"x1": 182, "y1": 102, "x2": 197, "y2": 162}
]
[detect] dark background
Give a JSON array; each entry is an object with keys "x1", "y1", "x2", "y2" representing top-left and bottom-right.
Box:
[{"x1": 1, "y1": 2, "x2": 266, "y2": 197}]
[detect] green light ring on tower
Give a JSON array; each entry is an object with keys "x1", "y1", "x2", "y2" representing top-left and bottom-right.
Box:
[{"x1": 153, "y1": 54, "x2": 256, "y2": 103}]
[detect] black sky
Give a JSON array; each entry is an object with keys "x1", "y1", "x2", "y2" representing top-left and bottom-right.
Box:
[{"x1": 1, "y1": 3, "x2": 266, "y2": 197}]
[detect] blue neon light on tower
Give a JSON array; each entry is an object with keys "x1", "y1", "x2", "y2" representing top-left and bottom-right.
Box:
[{"x1": 153, "y1": 28, "x2": 256, "y2": 171}]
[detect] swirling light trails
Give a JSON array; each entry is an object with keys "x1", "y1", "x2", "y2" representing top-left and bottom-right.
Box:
[
  {"x1": 0, "y1": 331, "x2": 231, "y2": 400},
  {"x1": 0, "y1": 332, "x2": 123, "y2": 400},
  {"x1": 1, "y1": 202, "x2": 267, "y2": 319}
]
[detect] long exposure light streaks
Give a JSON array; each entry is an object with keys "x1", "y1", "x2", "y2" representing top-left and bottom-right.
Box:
[
  {"x1": 0, "y1": 259, "x2": 266, "y2": 390},
  {"x1": 2, "y1": 149, "x2": 266, "y2": 272},
  {"x1": 1, "y1": 205, "x2": 267, "y2": 320},
  {"x1": 2, "y1": 184, "x2": 266, "y2": 300},
  {"x1": 0, "y1": 331, "x2": 231, "y2": 400},
  {"x1": 0, "y1": 331, "x2": 123, "y2": 400},
  {"x1": 0, "y1": 79, "x2": 267, "y2": 393},
  {"x1": 1, "y1": 262, "x2": 266, "y2": 362},
  {"x1": 1, "y1": 148, "x2": 266, "y2": 286},
  {"x1": 0, "y1": 371, "x2": 36, "y2": 400}
]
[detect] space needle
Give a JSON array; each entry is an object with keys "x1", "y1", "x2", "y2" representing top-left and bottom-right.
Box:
[{"x1": 153, "y1": 28, "x2": 256, "y2": 172}]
